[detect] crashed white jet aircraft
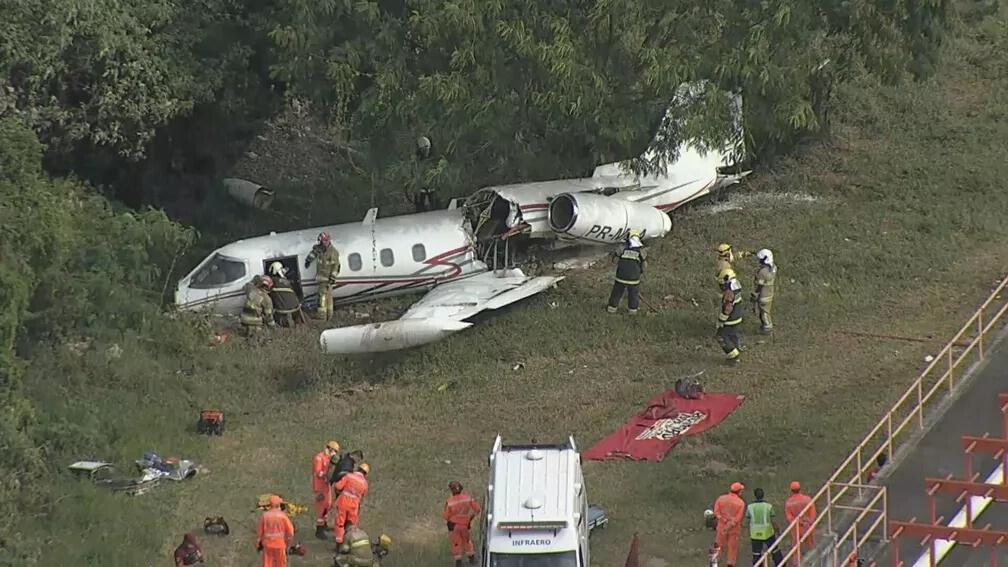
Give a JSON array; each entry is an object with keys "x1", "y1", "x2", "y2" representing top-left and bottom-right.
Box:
[{"x1": 174, "y1": 89, "x2": 748, "y2": 354}]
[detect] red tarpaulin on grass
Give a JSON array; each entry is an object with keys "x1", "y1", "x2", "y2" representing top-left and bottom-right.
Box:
[{"x1": 582, "y1": 389, "x2": 745, "y2": 462}]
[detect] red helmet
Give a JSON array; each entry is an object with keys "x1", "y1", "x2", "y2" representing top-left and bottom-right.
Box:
[
  {"x1": 259, "y1": 275, "x2": 274, "y2": 289},
  {"x1": 318, "y1": 232, "x2": 331, "y2": 245}
]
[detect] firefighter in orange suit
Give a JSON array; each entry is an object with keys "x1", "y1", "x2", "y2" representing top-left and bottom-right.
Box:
[
  {"x1": 713, "y1": 482, "x2": 746, "y2": 567},
  {"x1": 313, "y1": 441, "x2": 341, "y2": 539},
  {"x1": 333, "y1": 462, "x2": 370, "y2": 544},
  {"x1": 784, "y1": 481, "x2": 817, "y2": 564},
  {"x1": 256, "y1": 494, "x2": 294, "y2": 567},
  {"x1": 443, "y1": 481, "x2": 481, "y2": 567}
]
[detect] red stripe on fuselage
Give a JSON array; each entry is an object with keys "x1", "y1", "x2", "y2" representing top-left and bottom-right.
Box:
[{"x1": 330, "y1": 245, "x2": 471, "y2": 288}]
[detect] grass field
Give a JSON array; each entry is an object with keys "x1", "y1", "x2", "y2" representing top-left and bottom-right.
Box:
[{"x1": 19, "y1": 5, "x2": 1008, "y2": 567}]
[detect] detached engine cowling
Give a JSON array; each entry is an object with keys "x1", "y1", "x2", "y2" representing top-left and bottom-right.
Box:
[{"x1": 547, "y1": 192, "x2": 672, "y2": 244}]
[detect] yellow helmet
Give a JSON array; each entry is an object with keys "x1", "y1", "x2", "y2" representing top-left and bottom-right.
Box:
[
  {"x1": 716, "y1": 243, "x2": 732, "y2": 255},
  {"x1": 379, "y1": 534, "x2": 392, "y2": 548},
  {"x1": 628, "y1": 229, "x2": 641, "y2": 238},
  {"x1": 359, "y1": 462, "x2": 371, "y2": 475},
  {"x1": 326, "y1": 440, "x2": 341, "y2": 452},
  {"x1": 718, "y1": 267, "x2": 736, "y2": 282}
]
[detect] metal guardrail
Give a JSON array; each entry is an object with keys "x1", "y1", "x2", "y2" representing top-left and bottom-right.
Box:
[{"x1": 754, "y1": 275, "x2": 1008, "y2": 566}]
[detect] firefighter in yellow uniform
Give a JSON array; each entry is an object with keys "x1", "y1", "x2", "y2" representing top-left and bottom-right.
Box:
[
  {"x1": 305, "y1": 232, "x2": 341, "y2": 321},
  {"x1": 751, "y1": 249, "x2": 776, "y2": 334},
  {"x1": 714, "y1": 243, "x2": 752, "y2": 287},
  {"x1": 241, "y1": 276, "x2": 276, "y2": 336},
  {"x1": 716, "y1": 267, "x2": 744, "y2": 362},
  {"x1": 334, "y1": 527, "x2": 391, "y2": 566}
]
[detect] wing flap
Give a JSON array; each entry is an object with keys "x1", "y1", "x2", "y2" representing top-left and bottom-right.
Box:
[
  {"x1": 401, "y1": 268, "x2": 562, "y2": 321},
  {"x1": 484, "y1": 275, "x2": 564, "y2": 310},
  {"x1": 319, "y1": 269, "x2": 563, "y2": 354}
]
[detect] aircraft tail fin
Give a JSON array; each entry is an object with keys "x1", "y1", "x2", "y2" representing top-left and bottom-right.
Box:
[{"x1": 593, "y1": 84, "x2": 746, "y2": 182}]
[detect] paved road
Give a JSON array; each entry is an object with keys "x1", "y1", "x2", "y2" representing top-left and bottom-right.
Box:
[{"x1": 870, "y1": 334, "x2": 1008, "y2": 566}]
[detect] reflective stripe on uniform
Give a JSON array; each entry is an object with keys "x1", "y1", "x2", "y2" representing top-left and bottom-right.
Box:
[
  {"x1": 615, "y1": 247, "x2": 644, "y2": 284},
  {"x1": 719, "y1": 287, "x2": 744, "y2": 325},
  {"x1": 350, "y1": 538, "x2": 371, "y2": 548}
]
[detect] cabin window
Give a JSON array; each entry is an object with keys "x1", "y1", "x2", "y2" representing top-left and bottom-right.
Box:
[
  {"x1": 380, "y1": 248, "x2": 394, "y2": 267},
  {"x1": 348, "y1": 253, "x2": 362, "y2": 271},
  {"x1": 189, "y1": 254, "x2": 246, "y2": 289},
  {"x1": 412, "y1": 243, "x2": 427, "y2": 262}
]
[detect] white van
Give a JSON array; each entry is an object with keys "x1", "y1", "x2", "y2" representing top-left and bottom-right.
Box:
[{"x1": 481, "y1": 435, "x2": 593, "y2": 567}]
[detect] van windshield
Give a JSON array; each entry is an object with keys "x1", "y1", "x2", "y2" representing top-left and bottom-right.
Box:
[
  {"x1": 489, "y1": 551, "x2": 577, "y2": 567},
  {"x1": 189, "y1": 254, "x2": 247, "y2": 289}
]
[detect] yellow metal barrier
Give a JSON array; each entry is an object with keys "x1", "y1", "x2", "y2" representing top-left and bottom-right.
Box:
[{"x1": 754, "y1": 275, "x2": 1008, "y2": 567}]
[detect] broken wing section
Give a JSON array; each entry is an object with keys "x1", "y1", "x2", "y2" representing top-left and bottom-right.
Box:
[{"x1": 319, "y1": 269, "x2": 564, "y2": 354}]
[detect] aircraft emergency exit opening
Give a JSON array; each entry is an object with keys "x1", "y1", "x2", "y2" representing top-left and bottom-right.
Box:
[
  {"x1": 547, "y1": 194, "x2": 577, "y2": 233},
  {"x1": 263, "y1": 256, "x2": 304, "y2": 300}
]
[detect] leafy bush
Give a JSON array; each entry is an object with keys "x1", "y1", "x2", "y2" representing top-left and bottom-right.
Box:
[{"x1": 0, "y1": 118, "x2": 197, "y2": 562}]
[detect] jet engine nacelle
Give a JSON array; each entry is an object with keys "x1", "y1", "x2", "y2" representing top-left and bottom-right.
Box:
[{"x1": 547, "y1": 192, "x2": 672, "y2": 244}]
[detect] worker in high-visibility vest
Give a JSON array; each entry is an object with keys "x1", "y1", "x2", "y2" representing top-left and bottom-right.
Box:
[
  {"x1": 745, "y1": 487, "x2": 783, "y2": 566},
  {"x1": 784, "y1": 481, "x2": 817, "y2": 563}
]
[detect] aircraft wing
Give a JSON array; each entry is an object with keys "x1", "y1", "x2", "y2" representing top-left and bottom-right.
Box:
[{"x1": 319, "y1": 269, "x2": 564, "y2": 354}]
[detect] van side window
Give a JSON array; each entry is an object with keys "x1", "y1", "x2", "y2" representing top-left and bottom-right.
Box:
[
  {"x1": 380, "y1": 248, "x2": 394, "y2": 267},
  {"x1": 412, "y1": 243, "x2": 426, "y2": 262},
  {"x1": 348, "y1": 253, "x2": 362, "y2": 271}
]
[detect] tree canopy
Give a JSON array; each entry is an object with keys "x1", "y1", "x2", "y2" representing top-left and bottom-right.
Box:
[
  {"x1": 0, "y1": 0, "x2": 276, "y2": 161},
  {"x1": 268, "y1": 0, "x2": 950, "y2": 193}
]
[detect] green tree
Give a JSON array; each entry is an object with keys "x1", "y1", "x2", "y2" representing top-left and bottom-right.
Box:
[
  {"x1": 269, "y1": 0, "x2": 950, "y2": 193},
  {"x1": 0, "y1": 0, "x2": 277, "y2": 162}
]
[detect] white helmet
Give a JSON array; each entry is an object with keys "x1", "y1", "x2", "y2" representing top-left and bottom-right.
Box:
[
  {"x1": 269, "y1": 261, "x2": 286, "y2": 277},
  {"x1": 756, "y1": 249, "x2": 774, "y2": 265}
]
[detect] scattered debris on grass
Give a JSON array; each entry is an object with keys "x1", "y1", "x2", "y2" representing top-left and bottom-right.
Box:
[{"x1": 691, "y1": 191, "x2": 824, "y2": 216}]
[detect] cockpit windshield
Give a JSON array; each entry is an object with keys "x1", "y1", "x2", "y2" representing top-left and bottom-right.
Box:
[{"x1": 188, "y1": 254, "x2": 247, "y2": 289}]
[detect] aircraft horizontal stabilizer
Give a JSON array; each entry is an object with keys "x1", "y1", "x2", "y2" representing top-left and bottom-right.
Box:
[{"x1": 319, "y1": 319, "x2": 473, "y2": 354}]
